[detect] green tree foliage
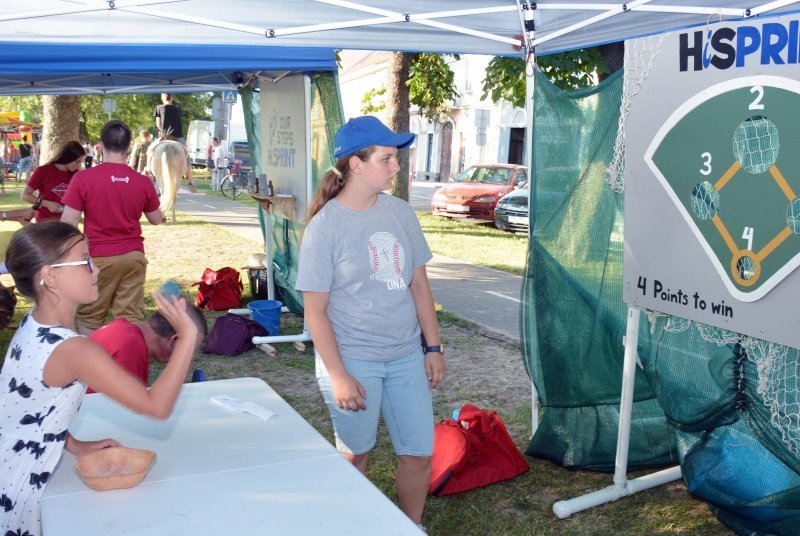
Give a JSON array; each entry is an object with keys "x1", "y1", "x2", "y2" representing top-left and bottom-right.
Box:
[
  {"x1": 0, "y1": 96, "x2": 44, "y2": 122},
  {"x1": 360, "y1": 86, "x2": 386, "y2": 114},
  {"x1": 0, "y1": 93, "x2": 213, "y2": 143},
  {"x1": 81, "y1": 93, "x2": 213, "y2": 142},
  {"x1": 407, "y1": 53, "x2": 459, "y2": 121},
  {"x1": 539, "y1": 47, "x2": 610, "y2": 90},
  {"x1": 482, "y1": 48, "x2": 611, "y2": 108},
  {"x1": 80, "y1": 94, "x2": 160, "y2": 142},
  {"x1": 360, "y1": 53, "x2": 460, "y2": 123},
  {"x1": 480, "y1": 57, "x2": 527, "y2": 109}
]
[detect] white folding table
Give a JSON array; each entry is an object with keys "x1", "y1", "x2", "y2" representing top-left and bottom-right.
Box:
[{"x1": 41, "y1": 378, "x2": 421, "y2": 535}]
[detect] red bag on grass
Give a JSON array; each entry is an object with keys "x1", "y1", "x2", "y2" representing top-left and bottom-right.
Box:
[
  {"x1": 193, "y1": 267, "x2": 243, "y2": 311},
  {"x1": 428, "y1": 404, "x2": 529, "y2": 496}
]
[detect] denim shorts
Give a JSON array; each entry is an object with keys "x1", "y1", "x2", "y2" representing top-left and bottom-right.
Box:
[{"x1": 316, "y1": 348, "x2": 433, "y2": 457}]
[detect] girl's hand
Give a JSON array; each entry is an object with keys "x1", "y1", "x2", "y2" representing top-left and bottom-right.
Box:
[
  {"x1": 65, "y1": 435, "x2": 122, "y2": 457},
  {"x1": 152, "y1": 291, "x2": 199, "y2": 341},
  {"x1": 331, "y1": 373, "x2": 367, "y2": 411},
  {"x1": 425, "y1": 351, "x2": 445, "y2": 389}
]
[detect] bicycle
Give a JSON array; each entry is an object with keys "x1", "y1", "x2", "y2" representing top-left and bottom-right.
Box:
[{"x1": 219, "y1": 159, "x2": 249, "y2": 199}]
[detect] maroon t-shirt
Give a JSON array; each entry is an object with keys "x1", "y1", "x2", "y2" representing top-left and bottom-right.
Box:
[
  {"x1": 27, "y1": 163, "x2": 75, "y2": 221},
  {"x1": 87, "y1": 318, "x2": 148, "y2": 394},
  {"x1": 62, "y1": 162, "x2": 160, "y2": 258}
]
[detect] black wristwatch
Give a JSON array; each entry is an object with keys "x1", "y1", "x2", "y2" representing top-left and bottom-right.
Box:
[{"x1": 423, "y1": 345, "x2": 443, "y2": 354}]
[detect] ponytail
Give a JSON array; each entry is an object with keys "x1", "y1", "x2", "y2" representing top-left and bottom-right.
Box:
[{"x1": 308, "y1": 146, "x2": 376, "y2": 221}]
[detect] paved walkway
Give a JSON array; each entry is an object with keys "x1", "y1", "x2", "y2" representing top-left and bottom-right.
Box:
[{"x1": 175, "y1": 188, "x2": 523, "y2": 343}]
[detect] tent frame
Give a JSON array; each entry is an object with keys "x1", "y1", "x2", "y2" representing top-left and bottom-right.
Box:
[{"x1": 7, "y1": 1, "x2": 800, "y2": 58}]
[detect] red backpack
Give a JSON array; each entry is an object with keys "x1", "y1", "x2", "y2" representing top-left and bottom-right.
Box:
[
  {"x1": 428, "y1": 404, "x2": 529, "y2": 496},
  {"x1": 193, "y1": 267, "x2": 244, "y2": 311}
]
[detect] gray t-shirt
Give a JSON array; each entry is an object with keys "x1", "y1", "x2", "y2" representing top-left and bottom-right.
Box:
[{"x1": 296, "y1": 193, "x2": 433, "y2": 361}]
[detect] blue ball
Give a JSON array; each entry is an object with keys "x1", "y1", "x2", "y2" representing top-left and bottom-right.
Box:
[{"x1": 160, "y1": 281, "x2": 182, "y2": 299}]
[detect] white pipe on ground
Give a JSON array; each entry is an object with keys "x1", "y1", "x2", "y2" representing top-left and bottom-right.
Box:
[
  {"x1": 553, "y1": 466, "x2": 682, "y2": 518},
  {"x1": 552, "y1": 307, "x2": 683, "y2": 518},
  {"x1": 252, "y1": 331, "x2": 311, "y2": 345}
]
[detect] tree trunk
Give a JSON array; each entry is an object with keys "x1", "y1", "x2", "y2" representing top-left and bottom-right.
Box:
[
  {"x1": 41, "y1": 95, "x2": 81, "y2": 164},
  {"x1": 386, "y1": 52, "x2": 413, "y2": 201}
]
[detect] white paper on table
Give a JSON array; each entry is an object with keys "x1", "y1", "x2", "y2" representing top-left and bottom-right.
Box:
[{"x1": 211, "y1": 395, "x2": 275, "y2": 421}]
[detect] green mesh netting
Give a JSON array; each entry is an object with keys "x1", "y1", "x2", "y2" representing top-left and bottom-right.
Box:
[
  {"x1": 247, "y1": 72, "x2": 343, "y2": 314},
  {"x1": 644, "y1": 313, "x2": 800, "y2": 535},
  {"x1": 241, "y1": 86, "x2": 262, "y2": 177},
  {"x1": 521, "y1": 68, "x2": 677, "y2": 471}
]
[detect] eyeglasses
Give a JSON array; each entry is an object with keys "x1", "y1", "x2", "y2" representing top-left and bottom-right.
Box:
[{"x1": 50, "y1": 258, "x2": 95, "y2": 274}]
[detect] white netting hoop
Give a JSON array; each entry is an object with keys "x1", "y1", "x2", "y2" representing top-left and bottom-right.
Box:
[{"x1": 606, "y1": 34, "x2": 666, "y2": 192}]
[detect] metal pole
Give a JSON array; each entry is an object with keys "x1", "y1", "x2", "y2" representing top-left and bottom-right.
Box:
[{"x1": 520, "y1": 0, "x2": 539, "y2": 438}]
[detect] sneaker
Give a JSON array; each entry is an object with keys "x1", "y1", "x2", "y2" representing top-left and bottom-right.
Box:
[{"x1": 416, "y1": 523, "x2": 428, "y2": 534}]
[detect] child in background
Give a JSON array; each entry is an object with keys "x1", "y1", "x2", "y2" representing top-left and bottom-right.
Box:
[{"x1": 0, "y1": 221, "x2": 202, "y2": 536}]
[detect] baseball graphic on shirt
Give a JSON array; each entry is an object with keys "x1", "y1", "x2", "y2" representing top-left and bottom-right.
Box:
[{"x1": 368, "y1": 231, "x2": 405, "y2": 287}]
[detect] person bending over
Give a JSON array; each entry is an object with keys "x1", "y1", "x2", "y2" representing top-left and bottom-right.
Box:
[{"x1": 87, "y1": 305, "x2": 207, "y2": 393}]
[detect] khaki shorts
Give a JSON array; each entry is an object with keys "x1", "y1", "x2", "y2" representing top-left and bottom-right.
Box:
[{"x1": 78, "y1": 250, "x2": 148, "y2": 330}]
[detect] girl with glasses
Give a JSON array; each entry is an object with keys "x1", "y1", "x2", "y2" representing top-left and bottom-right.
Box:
[{"x1": 0, "y1": 221, "x2": 203, "y2": 536}]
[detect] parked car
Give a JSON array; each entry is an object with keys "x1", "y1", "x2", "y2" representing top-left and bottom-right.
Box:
[
  {"x1": 494, "y1": 183, "x2": 529, "y2": 232},
  {"x1": 431, "y1": 164, "x2": 527, "y2": 221},
  {"x1": 228, "y1": 140, "x2": 251, "y2": 170}
]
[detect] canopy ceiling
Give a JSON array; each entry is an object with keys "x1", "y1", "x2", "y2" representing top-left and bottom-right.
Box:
[
  {"x1": 2, "y1": 1, "x2": 800, "y2": 94},
  {"x1": 4, "y1": 1, "x2": 800, "y2": 55},
  {"x1": 0, "y1": 42, "x2": 337, "y2": 95}
]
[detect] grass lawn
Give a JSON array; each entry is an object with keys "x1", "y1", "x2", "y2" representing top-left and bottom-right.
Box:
[
  {"x1": 417, "y1": 212, "x2": 529, "y2": 276},
  {"x1": 0, "y1": 195, "x2": 730, "y2": 535}
]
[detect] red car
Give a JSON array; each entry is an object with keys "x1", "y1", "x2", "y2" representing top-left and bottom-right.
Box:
[{"x1": 431, "y1": 164, "x2": 528, "y2": 221}]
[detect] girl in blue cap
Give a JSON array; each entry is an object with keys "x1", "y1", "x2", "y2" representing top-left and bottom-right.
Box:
[{"x1": 296, "y1": 116, "x2": 445, "y2": 530}]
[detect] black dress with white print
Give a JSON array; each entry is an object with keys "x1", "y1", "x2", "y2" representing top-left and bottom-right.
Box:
[{"x1": 0, "y1": 313, "x2": 83, "y2": 536}]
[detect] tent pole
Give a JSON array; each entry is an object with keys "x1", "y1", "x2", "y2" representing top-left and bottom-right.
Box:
[
  {"x1": 520, "y1": 0, "x2": 539, "y2": 437},
  {"x1": 526, "y1": 64, "x2": 538, "y2": 436},
  {"x1": 552, "y1": 306, "x2": 682, "y2": 518}
]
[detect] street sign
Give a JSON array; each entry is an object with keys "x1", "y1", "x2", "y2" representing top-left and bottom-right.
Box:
[
  {"x1": 223, "y1": 90, "x2": 237, "y2": 104},
  {"x1": 474, "y1": 109, "x2": 490, "y2": 129},
  {"x1": 102, "y1": 98, "x2": 117, "y2": 113}
]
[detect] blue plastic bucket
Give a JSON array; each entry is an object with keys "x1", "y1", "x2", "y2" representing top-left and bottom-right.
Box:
[{"x1": 247, "y1": 299, "x2": 282, "y2": 336}]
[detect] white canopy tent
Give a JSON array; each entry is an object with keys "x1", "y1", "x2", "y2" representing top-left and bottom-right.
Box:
[{"x1": 3, "y1": 1, "x2": 800, "y2": 59}]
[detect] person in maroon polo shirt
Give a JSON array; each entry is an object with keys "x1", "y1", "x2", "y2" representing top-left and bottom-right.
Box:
[{"x1": 61, "y1": 120, "x2": 163, "y2": 335}]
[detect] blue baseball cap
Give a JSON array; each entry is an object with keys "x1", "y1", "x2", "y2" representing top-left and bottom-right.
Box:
[{"x1": 334, "y1": 116, "x2": 415, "y2": 159}]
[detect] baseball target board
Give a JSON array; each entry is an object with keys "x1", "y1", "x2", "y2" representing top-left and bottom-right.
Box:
[{"x1": 623, "y1": 14, "x2": 800, "y2": 348}]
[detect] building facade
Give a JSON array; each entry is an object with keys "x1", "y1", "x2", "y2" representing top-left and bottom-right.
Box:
[{"x1": 338, "y1": 51, "x2": 527, "y2": 182}]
